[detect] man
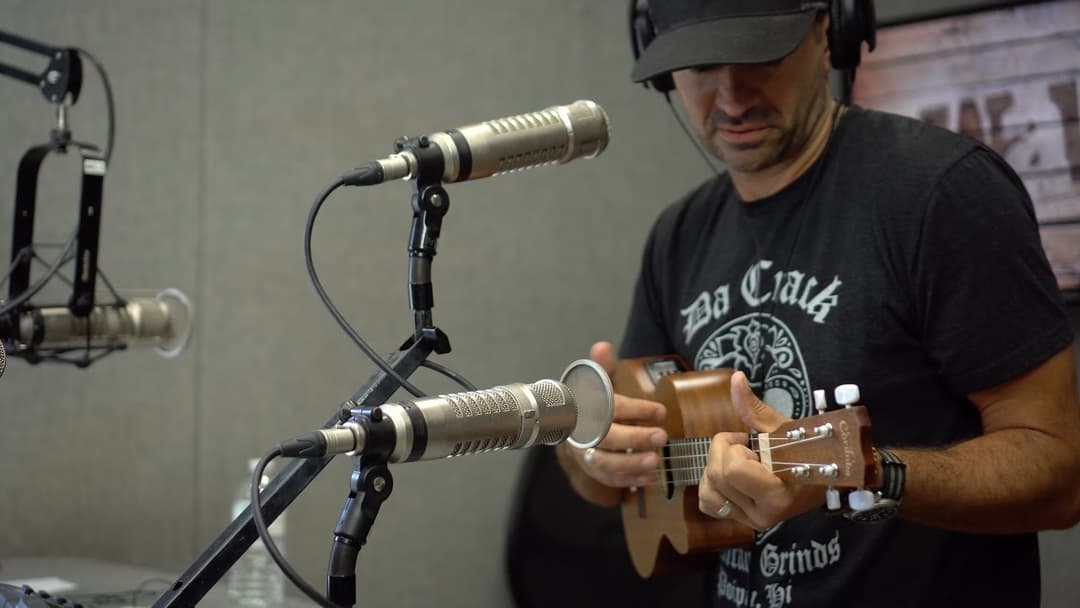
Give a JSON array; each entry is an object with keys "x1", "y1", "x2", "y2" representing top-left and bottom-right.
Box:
[{"x1": 555, "y1": 1, "x2": 1080, "y2": 606}]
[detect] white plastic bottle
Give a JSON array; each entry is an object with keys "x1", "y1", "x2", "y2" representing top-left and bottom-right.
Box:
[{"x1": 226, "y1": 458, "x2": 287, "y2": 608}]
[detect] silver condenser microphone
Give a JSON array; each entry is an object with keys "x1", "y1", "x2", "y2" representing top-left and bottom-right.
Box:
[
  {"x1": 345, "y1": 100, "x2": 610, "y2": 186},
  {"x1": 282, "y1": 359, "x2": 614, "y2": 462},
  {"x1": 6, "y1": 288, "x2": 193, "y2": 359}
]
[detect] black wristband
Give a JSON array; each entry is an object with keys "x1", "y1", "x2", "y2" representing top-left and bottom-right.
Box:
[{"x1": 877, "y1": 447, "x2": 906, "y2": 502}]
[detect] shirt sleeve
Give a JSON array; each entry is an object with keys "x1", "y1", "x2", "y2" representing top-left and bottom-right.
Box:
[
  {"x1": 618, "y1": 216, "x2": 676, "y2": 359},
  {"x1": 913, "y1": 147, "x2": 1073, "y2": 395}
]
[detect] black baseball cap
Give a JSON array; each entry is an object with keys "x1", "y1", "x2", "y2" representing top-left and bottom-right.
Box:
[{"x1": 631, "y1": 0, "x2": 829, "y2": 83}]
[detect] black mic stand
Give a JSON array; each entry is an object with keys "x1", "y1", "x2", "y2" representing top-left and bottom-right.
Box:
[
  {"x1": 1, "y1": 29, "x2": 110, "y2": 364},
  {"x1": 153, "y1": 137, "x2": 454, "y2": 608},
  {"x1": 326, "y1": 136, "x2": 452, "y2": 607}
]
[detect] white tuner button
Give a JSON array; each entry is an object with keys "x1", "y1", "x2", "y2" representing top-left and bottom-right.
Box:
[
  {"x1": 826, "y1": 487, "x2": 842, "y2": 511},
  {"x1": 848, "y1": 489, "x2": 876, "y2": 512},
  {"x1": 834, "y1": 384, "x2": 861, "y2": 407}
]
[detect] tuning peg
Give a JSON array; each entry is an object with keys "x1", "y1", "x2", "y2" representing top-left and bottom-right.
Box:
[
  {"x1": 813, "y1": 389, "x2": 827, "y2": 415},
  {"x1": 826, "y1": 487, "x2": 842, "y2": 511},
  {"x1": 848, "y1": 489, "x2": 876, "y2": 512},
  {"x1": 834, "y1": 384, "x2": 861, "y2": 407}
]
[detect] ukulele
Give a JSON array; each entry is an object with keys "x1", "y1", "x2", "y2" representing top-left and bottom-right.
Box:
[{"x1": 614, "y1": 354, "x2": 878, "y2": 578}]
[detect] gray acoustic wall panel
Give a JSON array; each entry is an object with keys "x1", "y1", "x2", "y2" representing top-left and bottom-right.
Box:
[
  {"x1": 0, "y1": 2, "x2": 1077, "y2": 608},
  {"x1": 0, "y1": 0, "x2": 203, "y2": 570}
]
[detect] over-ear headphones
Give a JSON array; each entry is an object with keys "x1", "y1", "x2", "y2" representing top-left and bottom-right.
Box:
[{"x1": 628, "y1": 0, "x2": 876, "y2": 95}]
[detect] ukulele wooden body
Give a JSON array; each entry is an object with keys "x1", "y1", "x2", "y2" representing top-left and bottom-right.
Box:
[
  {"x1": 615, "y1": 355, "x2": 756, "y2": 578},
  {"x1": 614, "y1": 355, "x2": 876, "y2": 579}
]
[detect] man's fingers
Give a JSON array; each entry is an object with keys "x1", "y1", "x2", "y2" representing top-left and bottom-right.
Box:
[
  {"x1": 710, "y1": 430, "x2": 751, "y2": 453},
  {"x1": 589, "y1": 341, "x2": 617, "y2": 376},
  {"x1": 730, "y1": 371, "x2": 789, "y2": 433},
  {"x1": 598, "y1": 423, "x2": 667, "y2": 453},
  {"x1": 613, "y1": 394, "x2": 666, "y2": 424},
  {"x1": 580, "y1": 445, "x2": 659, "y2": 488}
]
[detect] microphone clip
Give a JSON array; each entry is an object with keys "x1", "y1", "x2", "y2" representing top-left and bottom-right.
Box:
[
  {"x1": 407, "y1": 171, "x2": 452, "y2": 342},
  {"x1": 9, "y1": 142, "x2": 107, "y2": 318},
  {"x1": 397, "y1": 134, "x2": 446, "y2": 186}
]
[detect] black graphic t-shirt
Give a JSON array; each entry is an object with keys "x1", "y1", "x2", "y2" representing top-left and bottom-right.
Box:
[{"x1": 619, "y1": 107, "x2": 1073, "y2": 607}]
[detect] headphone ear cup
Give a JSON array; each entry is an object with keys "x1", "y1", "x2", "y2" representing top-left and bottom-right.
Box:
[
  {"x1": 649, "y1": 72, "x2": 676, "y2": 95},
  {"x1": 829, "y1": 0, "x2": 876, "y2": 70},
  {"x1": 629, "y1": 0, "x2": 676, "y2": 94}
]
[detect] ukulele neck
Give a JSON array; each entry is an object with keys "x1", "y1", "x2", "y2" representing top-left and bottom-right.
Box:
[
  {"x1": 664, "y1": 437, "x2": 710, "y2": 488},
  {"x1": 661, "y1": 421, "x2": 871, "y2": 488}
]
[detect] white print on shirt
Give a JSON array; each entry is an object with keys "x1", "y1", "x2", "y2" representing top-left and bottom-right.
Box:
[
  {"x1": 759, "y1": 531, "x2": 843, "y2": 578},
  {"x1": 693, "y1": 313, "x2": 812, "y2": 420},
  {"x1": 716, "y1": 573, "x2": 796, "y2": 608},
  {"x1": 716, "y1": 568, "x2": 756, "y2": 607},
  {"x1": 719, "y1": 547, "x2": 753, "y2": 574},
  {"x1": 685, "y1": 261, "x2": 848, "y2": 607},
  {"x1": 716, "y1": 532, "x2": 843, "y2": 608},
  {"x1": 681, "y1": 260, "x2": 843, "y2": 344}
]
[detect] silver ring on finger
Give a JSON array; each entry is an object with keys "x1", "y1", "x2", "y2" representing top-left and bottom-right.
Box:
[
  {"x1": 583, "y1": 447, "x2": 597, "y2": 469},
  {"x1": 716, "y1": 500, "x2": 734, "y2": 519}
]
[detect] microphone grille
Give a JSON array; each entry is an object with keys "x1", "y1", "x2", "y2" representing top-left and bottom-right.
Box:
[
  {"x1": 444, "y1": 388, "x2": 520, "y2": 457},
  {"x1": 538, "y1": 429, "x2": 566, "y2": 445},
  {"x1": 486, "y1": 109, "x2": 561, "y2": 135},
  {"x1": 529, "y1": 380, "x2": 570, "y2": 408},
  {"x1": 526, "y1": 379, "x2": 576, "y2": 446},
  {"x1": 0, "y1": 340, "x2": 5, "y2": 379}
]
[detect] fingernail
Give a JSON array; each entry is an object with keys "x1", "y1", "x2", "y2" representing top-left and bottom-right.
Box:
[{"x1": 650, "y1": 431, "x2": 666, "y2": 447}]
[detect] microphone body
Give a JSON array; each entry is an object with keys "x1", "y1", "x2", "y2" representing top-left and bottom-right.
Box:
[
  {"x1": 2, "y1": 288, "x2": 192, "y2": 359},
  {"x1": 284, "y1": 359, "x2": 614, "y2": 462},
  {"x1": 379, "y1": 380, "x2": 577, "y2": 462},
  {"x1": 349, "y1": 100, "x2": 609, "y2": 186}
]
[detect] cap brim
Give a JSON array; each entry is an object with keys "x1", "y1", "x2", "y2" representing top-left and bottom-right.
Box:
[{"x1": 631, "y1": 11, "x2": 817, "y2": 82}]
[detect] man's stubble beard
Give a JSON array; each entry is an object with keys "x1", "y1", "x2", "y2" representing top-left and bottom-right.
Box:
[{"x1": 702, "y1": 90, "x2": 831, "y2": 175}]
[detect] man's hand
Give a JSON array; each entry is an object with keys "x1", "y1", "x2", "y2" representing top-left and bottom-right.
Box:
[
  {"x1": 555, "y1": 341, "x2": 668, "y2": 507},
  {"x1": 697, "y1": 371, "x2": 825, "y2": 529}
]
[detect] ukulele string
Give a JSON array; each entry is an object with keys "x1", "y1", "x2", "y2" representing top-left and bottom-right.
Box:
[
  {"x1": 645, "y1": 460, "x2": 841, "y2": 489},
  {"x1": 648, "y1": 463, "x2": 838, "y2": 489},
  {"x1": 655, "y1": 432, "x2": 830, "y2": 464},
  {"x1": 656, "y1": 462, "x2": 840, "y2": 475},
  {"x1": 641, "y1": 433, "x2": 836, "y2": 488}
]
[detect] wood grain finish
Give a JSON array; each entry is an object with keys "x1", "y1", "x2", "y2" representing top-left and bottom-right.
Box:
[
  {"x1": 615, "y1": 356, "x2": 754, "y2": 577},
  {"x1": 613, "y1": 356, "x2": 876, "y2": 578}
]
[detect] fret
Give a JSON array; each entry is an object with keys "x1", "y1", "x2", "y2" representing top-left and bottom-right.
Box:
[
  {"x1": 700, "y1": 437, "x2": 708, "y2": 482},
  {"x1": 669, "y1": 441, "x2": 681, "y2": 487},
  {"x1": 675, "y1": 439, "x2": 685, "y2": 486},
  {"x1": 658, "y1": 437, "x2": 709, "y2": 487}
]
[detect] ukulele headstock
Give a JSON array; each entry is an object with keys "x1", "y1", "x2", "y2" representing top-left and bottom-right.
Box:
[{"x1": 763, "y1": 404, "x2": 875, "y2": 488}]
